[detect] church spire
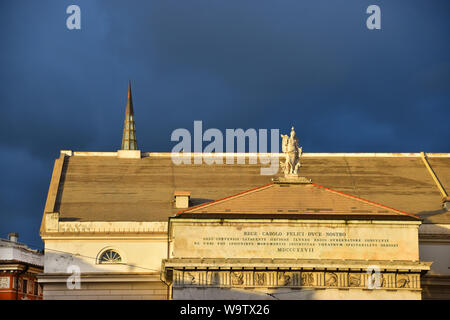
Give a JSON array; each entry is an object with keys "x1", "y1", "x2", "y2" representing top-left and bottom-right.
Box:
[{"x1": 121, "y1": 80, "x2": 138, "y2": 150}]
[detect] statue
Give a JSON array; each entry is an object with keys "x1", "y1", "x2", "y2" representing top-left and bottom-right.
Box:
[{"x1": 281, "y1": 127, "x2": 303, "y2": 176}]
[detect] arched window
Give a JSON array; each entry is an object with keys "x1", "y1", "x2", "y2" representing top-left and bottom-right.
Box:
[{"x1": 98, "y1": 249, "x2": 122, "y2": 264}]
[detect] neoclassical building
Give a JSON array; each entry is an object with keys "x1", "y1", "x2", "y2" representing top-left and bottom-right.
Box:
[{"x1": 38, "y1": 84, "x2": 450, "y2": 299}]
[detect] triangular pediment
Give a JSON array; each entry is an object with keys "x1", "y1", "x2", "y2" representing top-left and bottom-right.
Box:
[{"x1": 177, "y1": 182, "x2": 419, "y2": 220}]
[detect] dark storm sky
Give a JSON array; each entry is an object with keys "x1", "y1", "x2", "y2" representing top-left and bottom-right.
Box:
[{"x1": 0, "y1": 0, "x2": 449, "y2": 247}]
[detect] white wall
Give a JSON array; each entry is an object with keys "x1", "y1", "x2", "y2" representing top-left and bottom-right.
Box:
[{"x1": 44, "y1": 238, "x2": 167, "y2": 274}]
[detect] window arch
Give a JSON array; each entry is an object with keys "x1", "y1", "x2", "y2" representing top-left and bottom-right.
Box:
[{"x1": 98, "y1": 249, "x2": 122, "y2": 264}]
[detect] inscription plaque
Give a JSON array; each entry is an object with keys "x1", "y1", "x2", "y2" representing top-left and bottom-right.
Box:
[{"x1": 170, "y1": 220, "x2": 419, "y2": 261}]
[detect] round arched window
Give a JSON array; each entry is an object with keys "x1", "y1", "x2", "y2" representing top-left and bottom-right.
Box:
[{"x1": 99, "y1": 249, "x2": 122, "y2": 264}]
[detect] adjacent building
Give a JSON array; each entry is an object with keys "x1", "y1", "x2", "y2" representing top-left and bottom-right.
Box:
[{"x1": 0, "y1": 233, "x2": 44, "y2": 300}]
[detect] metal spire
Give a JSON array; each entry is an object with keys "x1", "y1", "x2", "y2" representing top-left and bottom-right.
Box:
[{"x1": 121, "y1": 80, "x2": 138, "y2": 150}]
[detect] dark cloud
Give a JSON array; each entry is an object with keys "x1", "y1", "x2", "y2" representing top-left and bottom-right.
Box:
[{"x1": 0, "y1": 0, "x2": 449, "y2": 246}]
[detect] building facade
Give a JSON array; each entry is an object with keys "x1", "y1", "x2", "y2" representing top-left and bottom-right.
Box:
[{"x1": 38, "y1": 84, "x2": 450, "y2": 299}]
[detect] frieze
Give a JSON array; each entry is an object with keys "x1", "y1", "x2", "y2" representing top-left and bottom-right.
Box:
[
  {"x1": 348, "y1": 273, "x2": 361, "y2": 287},
  {"x1": 397, "y1": 274, "x2": 411, "y2": 288},
  {"x1": 301, "y1": 272, "x2": 315, "y2": 287},
  {"x1": 172, "y1": 270, "x2": 421, "y2": 290},
  {"x1": 325, "y1": 272, "x2": 338, "y2": 287}
]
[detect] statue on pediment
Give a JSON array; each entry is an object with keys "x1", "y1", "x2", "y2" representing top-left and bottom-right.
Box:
[{"x1": 281, "y1": 127, "x2": 303, "y2": 176}]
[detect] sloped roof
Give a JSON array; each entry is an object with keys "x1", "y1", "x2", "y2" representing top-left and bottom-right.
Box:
[
  {"x1": 45, "y1": 153, "x2": 450, "y2": 223},
  {"x1": 176, "y1": 181, "x2": 419, "y2": 220}
]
